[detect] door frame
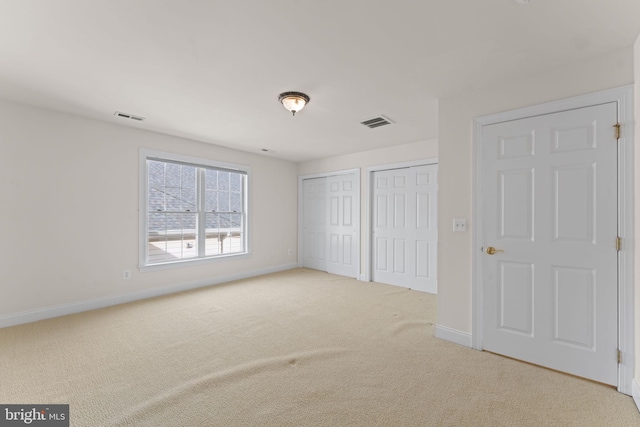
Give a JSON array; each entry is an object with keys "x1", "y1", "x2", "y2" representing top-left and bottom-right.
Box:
[
  {"x1": 364, "y1": 158, "x2": 438, "y2": 283},
  {"x1": 298, "y1": 169, "x2": 360, "y2": 275},
  {"x1": 472, "y1": 85, "x2": 634, "y2": 394}
]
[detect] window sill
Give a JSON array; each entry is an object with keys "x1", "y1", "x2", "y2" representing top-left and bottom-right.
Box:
[{"x1": 139, "y1": 252, "x2": 250, "y2": 272}]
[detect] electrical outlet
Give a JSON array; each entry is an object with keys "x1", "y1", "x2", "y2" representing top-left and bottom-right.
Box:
[{"x1": 123, "y1": 270, "x2": 131, "y2": 280}]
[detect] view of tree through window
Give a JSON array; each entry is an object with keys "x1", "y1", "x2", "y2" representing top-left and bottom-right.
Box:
[{"x1": 146, "y1": 158, "x2": 246, "y2": 265}]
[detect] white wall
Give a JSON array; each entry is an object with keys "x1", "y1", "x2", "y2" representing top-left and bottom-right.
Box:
[
  {"x1": 634, "y1": 34, "x2": 640, "y2": 399},
  {"x1": 437, "y1": 47, "x2": 634, "y2": 334},
  {"x1": 298, "y1": 140, "x2": 437, "y2": 177},
  {"x1": 0, "y1": 100, "x2": 298, "y2": 320},
  {"x1": 298, "y1": 139, "x2": 438, "y2": 276}
]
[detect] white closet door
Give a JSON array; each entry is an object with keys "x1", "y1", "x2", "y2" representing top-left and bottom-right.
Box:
[
  {"x1": 373, "y1": 164, "x2": 437, "y2": 293},
  {"x1": 302, "y1": 177, "x2": 327, "y2": 271},
  {"x1": 326, "y1": 173, "x2": 359, "y2": 278},
  {"x1": 302, "y1": 172, "x2": 359, "y2": 278}
]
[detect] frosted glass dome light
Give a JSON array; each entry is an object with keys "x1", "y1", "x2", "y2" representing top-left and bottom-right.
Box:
[{"x1": 278, "y1": 92, "x2": 310, "y2": 116}]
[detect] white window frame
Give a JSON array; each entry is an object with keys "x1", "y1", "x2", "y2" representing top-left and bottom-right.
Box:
[{"x1": 139, "y1": 148, "x2": 251, "y2": 271}]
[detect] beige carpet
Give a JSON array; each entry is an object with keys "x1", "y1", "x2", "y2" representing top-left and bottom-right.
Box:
[{"x1": 1, "y1": 268, "x2": 638, "y2": 426}]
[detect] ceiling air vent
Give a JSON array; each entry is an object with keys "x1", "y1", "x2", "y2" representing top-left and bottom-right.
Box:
[
  {"x1": 360, "y1": 115, "x2": 394, "y2": 129},
  {"x1": 114, "y1": 111, "x2": 145, "y2": 121}
]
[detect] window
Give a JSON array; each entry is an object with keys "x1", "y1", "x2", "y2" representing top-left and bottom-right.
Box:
[{"x1": 140, "y1": 150, "x2": 249, "y2": 269}]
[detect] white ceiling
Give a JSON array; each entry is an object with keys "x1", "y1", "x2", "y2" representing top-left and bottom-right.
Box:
[{"x1": 1, "y1": 0, "x2": 639, "y2": 162}]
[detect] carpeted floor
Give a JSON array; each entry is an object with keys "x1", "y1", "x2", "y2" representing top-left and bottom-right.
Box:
[{"x1": 1, "y1": 268, "x2": 638, "y2": 426}]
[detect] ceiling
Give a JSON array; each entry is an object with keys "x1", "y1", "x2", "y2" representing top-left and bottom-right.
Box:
[{"x1": 1, "y1": 0, "x2": 639, "y2": 162}]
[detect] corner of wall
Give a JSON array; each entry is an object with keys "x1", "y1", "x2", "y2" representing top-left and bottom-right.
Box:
[
  {"x1": 633, "y1": 378, "x2": 640, "y2": 413},
  {"x1": 633, "y1": 33, "x2": 640, "y2": 397}
]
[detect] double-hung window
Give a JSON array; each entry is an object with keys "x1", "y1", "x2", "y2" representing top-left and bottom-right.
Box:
[{"x1": 140, "y1": 150, "x2": 249, "y2": 269}]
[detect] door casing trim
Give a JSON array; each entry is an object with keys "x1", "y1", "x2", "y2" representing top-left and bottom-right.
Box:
[{"x1": 472, "y1": 85, "x2": 634, "y2": 395}]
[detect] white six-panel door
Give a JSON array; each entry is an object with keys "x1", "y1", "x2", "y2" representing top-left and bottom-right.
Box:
[
  {"x1": 302, "y1": 173, "x2": 359, "y2": 279},
  {"x1": 481, "y1": 102, "x2": 618, "y2": 385},
  {"x1": 326, "y1": 174, "x2": 359, "y2": 278},
  {"x1": 372, "y1": 165, "x2": 438, "y2": 293}
]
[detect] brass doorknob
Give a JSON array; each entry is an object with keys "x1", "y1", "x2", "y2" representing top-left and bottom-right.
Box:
[{"x1": 485, "y1": 246, "x2": 504, "y2": 255}]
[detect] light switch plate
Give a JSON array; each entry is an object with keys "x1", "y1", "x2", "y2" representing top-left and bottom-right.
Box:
[{"x1": 453, "y1": 218, "x2": 467, "y2": 232}]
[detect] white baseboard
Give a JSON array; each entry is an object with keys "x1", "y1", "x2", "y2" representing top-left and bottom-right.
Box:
[
  {"x1": 633, "y1": 379, "x2": 640, "y2": 414},
  {"x1": 0, "y1": 263, "x2": 298, "y2": 329},
  {"x1": 435, "y1": 324, "x2": 472, "y2": 348}
]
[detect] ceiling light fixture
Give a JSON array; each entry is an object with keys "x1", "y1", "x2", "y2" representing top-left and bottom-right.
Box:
[{"x1": 278, "y1": 91, "x2": 310, "y2": 116}]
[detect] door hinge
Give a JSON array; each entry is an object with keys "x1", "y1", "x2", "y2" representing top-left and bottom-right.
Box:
[
  {"x1": 616, "y1": 236, "x2": 622, "y2": 252},
  {"x1": 614, "y1": 123, "x2": 621, "y2": 140},
  {"x1": 618, "y1": 349, "x2": 622, "y2": 364}
]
